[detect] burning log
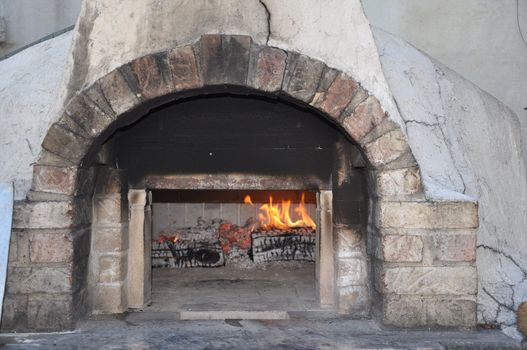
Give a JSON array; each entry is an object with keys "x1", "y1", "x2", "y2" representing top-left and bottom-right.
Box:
[
  {"x1": 252, "y1": 229, "x2": 316, "y2": 263},
  {"x1": 166, "y1": 241, "x2": 225, "y2": 268}
]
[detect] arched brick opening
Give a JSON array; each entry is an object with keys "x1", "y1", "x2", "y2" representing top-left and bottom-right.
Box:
[{"x1": 3, "y1": 35, "x2": 478, "y2": 331}]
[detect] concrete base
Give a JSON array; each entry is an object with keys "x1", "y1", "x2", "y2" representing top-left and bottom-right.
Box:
[{"x1": 0, "y1": 318, "x2": 520, "y2": 349}]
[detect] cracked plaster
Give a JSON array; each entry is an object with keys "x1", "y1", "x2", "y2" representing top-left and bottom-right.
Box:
[{"x1": 374, "y1": 27, "x2": 527, "y2": 340}]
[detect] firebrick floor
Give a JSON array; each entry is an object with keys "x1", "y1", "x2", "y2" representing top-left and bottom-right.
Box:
[
  {"x1": 146, "y1": 264, "x2": 318, "y2": 316},
  {"x1": 0, "y1": 318, "x2": 521, "y2": 349}
]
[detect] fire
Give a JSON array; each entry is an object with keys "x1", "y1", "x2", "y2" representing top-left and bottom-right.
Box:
[
  {"x1": 243, "y1": 195, "x2": 254, "y2": 206},
  {"x1": 245, "y1": 193, "x2": 316, "y2": 230}
]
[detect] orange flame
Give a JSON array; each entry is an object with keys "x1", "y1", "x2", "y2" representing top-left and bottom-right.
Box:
[
  {"x1": 246, "y1": 193, "x2": 316, "y2": 230},
  {"x1": 243, "y1": 195, "x2": 254, "y2": 206}
]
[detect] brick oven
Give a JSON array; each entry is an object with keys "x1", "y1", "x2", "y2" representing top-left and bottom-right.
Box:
[{"x1": 2, "y1": 35, "x2": 478, "y2": 331}]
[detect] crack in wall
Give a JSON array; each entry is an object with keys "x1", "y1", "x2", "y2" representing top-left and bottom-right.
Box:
[
  {"x1": 477, "y1": 244, "x2": 527, "y2": 275},
  {"x1": 258, "y1": 0, "x2": 271, "y2": 45}
]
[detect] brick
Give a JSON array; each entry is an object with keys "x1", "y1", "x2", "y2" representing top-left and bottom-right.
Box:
[
  {"x1": 129, "y1": 54, "x2": 171, "y2": 99},
  {"x1": 376, "y1": 167, "x2": 422, "y2": 197},
  {"x1": 32, "y1": 165, "x2": 77, "y2": 195},
  {"x1": 93, "y1": 194, "x2": 124, "y2": 226},
  {"x1": 312, "y1": 72, "x2": 358, "y2": 119},
  {"x1": 167, "y1": 45, "x2": 202, "y2": 91},
  {"x1": 342, "y1": 96, "x2": 387, "y2": 142},
  {"x1": 8, "y1": 232, "x2": 17, "y2": 263},
  {"x1": 6, "y1": 267, "x2": 71, "y2": 294},
  {"x1": 382, "y1": 235, "x2": 423, "y2": 262},
  {"x1": 338, "y1": 285, "x2": 370, "y2": 316},
  {"x1": 65, "y1": 92, "x2": 115, "y2": 138},
  {"x1": 29, "y1": 232, "x2": 73, "y2": 263},
  {"x1": 282, "y1": 52, "x2": 325, "y2": 103},
  {"x1": 0, "y1": 294, "x2": 28, "y2": 331},
  {"x1": 248, "y1": 46, "x2": 287, "y2": 92},
  {"x1": 93, "y1": 283, "x2": 126, "y2": 313},
  {"x1": 13, "y1": 201, "x2": 75, "y2": 229},
  {"x1": 337, "y1": 257, "x2": 367, "y2": 287},
  {"x1": 364, "y1": 129, "x2": 411, "y2": 168},
  {"x1": 383, "y1": 295, "x2": 426, "y2": 327},
  {"x1": 381, "y1": 266, "x2": 477, "y2": 295},
  {"x1": 430, "y1": 233, "x2": 476, "y2": 262},
  {"x1": 99, "y1": 69, "x2": 140, "y2": 115},
  {"x1": 28, "y1": 294, "x2": 73, "y2": 331},
  {"x1": 199, "y1": 35, "x2": 251, "y2": 86},
  {"x1": 94, "y1": 167, "x2": 123, "y2": 194},
  {"x1": 94, "y1": 226, "x2": 128, "y2": 253},
  {"x1": 83, "y1": 81, "x2": 116, "y2": 116},
  {"x1": 336, "y1": 225, "x2": 363, "y2": 258},
  {"x1": 41, "y1": 124, "x2": 91, "y2": 164},
  {"x1": 98, "y1": 254, "x2": 127, "y2": 283},
  {"x1": 425, "y1": 298, "x2": 476, "y2": 328},
  {"x1": 377, "y1": 201, "x2": 479, "y2": 229}
]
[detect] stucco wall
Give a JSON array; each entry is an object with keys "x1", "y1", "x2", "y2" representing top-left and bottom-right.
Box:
[
  {"x1": 0, "y1": 0, "x2": 80, "y2": 57},
  {"x1": 363, "y1": 0, "x2": 527, "y2": 163},
  {"x1": 374, "y1": 28, "x2": 527, "y2": 340},
  {"x1": 0, "y1": 31, "x2": 72, "y2": 200}
]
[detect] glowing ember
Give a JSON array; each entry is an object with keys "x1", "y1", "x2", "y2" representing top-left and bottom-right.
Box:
[{"x1": 245, "y1": 193, "x2": 316, "y2": 231}]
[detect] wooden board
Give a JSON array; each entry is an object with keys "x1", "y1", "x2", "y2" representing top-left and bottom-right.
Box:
[{"x1": 252, "y1": 231, "x2": 315, "y2": 263}]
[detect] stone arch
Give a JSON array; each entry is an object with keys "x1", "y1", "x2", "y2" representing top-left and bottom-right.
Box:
[{"x1": 7, "y1": 34, "x2": 478, "y2": 332}]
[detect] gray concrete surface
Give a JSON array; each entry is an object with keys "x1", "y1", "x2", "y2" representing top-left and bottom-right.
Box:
[
  {"x1": 0, "y1": 317, "x2": 520, "y2": 349},
  {"x1": 147, "y1": 265, "x2": 316, "y2": 313}
]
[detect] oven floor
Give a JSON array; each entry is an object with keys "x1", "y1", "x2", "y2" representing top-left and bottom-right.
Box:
[{"x1": 145, "y1": 263, "x2": 318, "y2": 316}]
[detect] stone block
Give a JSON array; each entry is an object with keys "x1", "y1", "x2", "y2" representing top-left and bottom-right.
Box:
[
  {"x1": 37, "y1": 150, "x2": 76, "y2": 168},
  {"x1": 0, "y1": 294, "x2": 28, "y2": 331},
  {"x1": 382, "y1": 235, "x2": 423, "y2": 262},
  {"x1": 364, "y1": 129, "x2": 411, "y2": 168},
  {"x1": 248, "y1": 46, "x2": 287, "y2": 92},
  {"x1": 338, "y1": 285, "x2": 370, "y2": 316},
  {"x1": 376, "y1": 167, "x2": 422, "y2": 197},
  {"x1": 41, "y1": 124, "x2": 91, "y2": 164},
  {"x1": 83, "y1": 81, "x2": 116, "y2": 117},
  {"x1": 336, "y1": 225, "x2": 363, "y2": 258},
  {"x1": 425, "y1": 298, "x2": 476, "y2": 328},
  {"x1": 129, "y1": 54, "x2": 171, "y2": 99},
  {"x1": 98, "y1": 69, "x2": 140, "y2": 116},
  {"x1": 383, "y1": 295, "x2": 426, "y2": 327},
  {"x1": 94, "y1": 167, "x2": 123, "y2": 194},
  {"x1": 199, "y1": 35, "x2": 251, "y2": 86},
  {"x1": 167, "y1": 45, "x2": 202, "y2": 91},
  {"x1": 342, "y1": 96, "x2": 387, "y2": 142},
  {"x1": 377, "y1": 201, "x2": 479, "y2": 229},
  {"x1": 94, "y1": 225, "x2": 128, "y2": 253},
  {"x1": 14, "y1": 230, "x2": 30, "y2": 265},
  {"x1": 337, "y1": 257, "x2": 367, "y2": 287},
  {"x1": 311, "y1": 72, "x2": 358, "y2": 120},
  {"x1": 6, "y1": 267, "x2": 71, "y2": 294},
  {"x1": 381, "y1": 266, "x2": 477, "y2": 295},
  {"x1": 65, "y1": 93, "x2": 115, "y2": 138},
  {"x1": 282, "y1": 52, "x2": 325, "y2": 103},
  {"x1": 93, "y1": 194, "x2": 123, "y2": 226},
  {"x1": 430, "y1": 233, "x2": 476, "y2": 262},
  {"x1": 29, "y1": 231, "x2": 73, "y2": 263},
  {"x1": 27, "y1": 294, "x2": 73, "y2": 331},
  {"x1": 98, "y1": 253, "x2": 127, "y2": 283},
  {"x1": 93, "y1": 283, "x2": 126, "y2": 313},
  {"x1": 8, "y1": 232, "x2": 17, "y2": 263},
  {"x1": 13, "y1": 201, "x2": 75, "y2": 229},
  {"x1": 32, "y1": 165, "x2": 77, "y2": 195}
]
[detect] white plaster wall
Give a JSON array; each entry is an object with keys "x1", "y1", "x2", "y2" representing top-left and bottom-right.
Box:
[
  {"x1": 374, "y1": 28, "x2": 527, "y2": 340},
  {"x1": 0, "y1": 0, "x2": 80, "y2": 57},
  {"x1": 0, "y1": 31, "x2": 73, "y2": 199},
  {"x1": 363, "y1": 0, "x2": 527, "y2": 164}
]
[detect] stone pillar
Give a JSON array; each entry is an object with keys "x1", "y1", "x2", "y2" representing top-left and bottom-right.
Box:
[
  {"x1": 91, "y1": 167, "x2": 128, "y2": 314},
  {"x1": 127, "y1": 189, "x2": 151, "y2": 309},
  {"x1": 318, "y1": 190, "x2": 335, "y2": 307}
]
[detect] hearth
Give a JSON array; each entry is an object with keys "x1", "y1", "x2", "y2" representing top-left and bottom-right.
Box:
[{"x1": 151, "y1": 190, "x2": 317, "y2": 269}]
